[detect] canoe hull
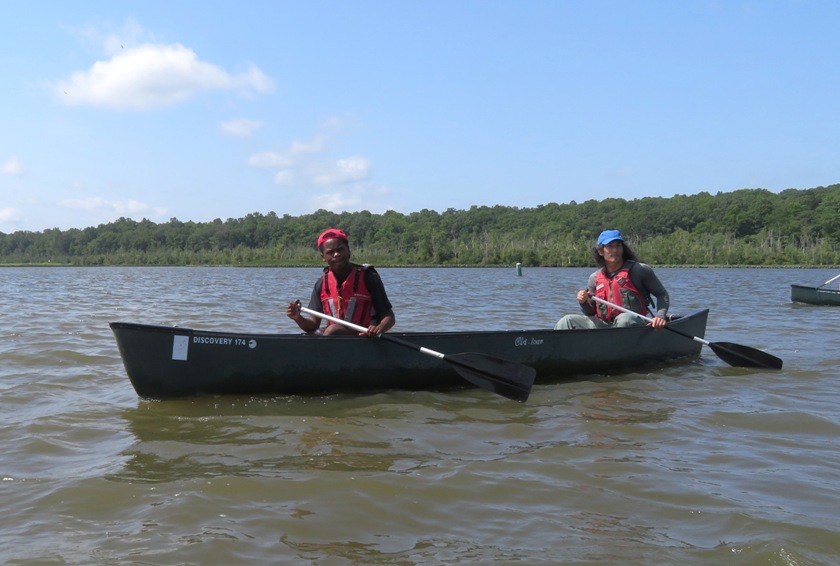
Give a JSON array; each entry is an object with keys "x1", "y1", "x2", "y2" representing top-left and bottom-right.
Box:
[
  {"x1": 110, "y1": 309, "x2": 709, "y2": 399},
  {"x1": 790, "y1": 284, "x2": 840, "y2": 306}
]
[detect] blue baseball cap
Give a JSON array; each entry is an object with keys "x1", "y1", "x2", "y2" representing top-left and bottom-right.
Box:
[{"x1": 597, "y1": 229, "x2": 624, "y2": 246}]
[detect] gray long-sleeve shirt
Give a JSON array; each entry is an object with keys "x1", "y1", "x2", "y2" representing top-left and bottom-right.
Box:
[{"x1": 580, "y1": 261, "x2": 670, "y2": 319}]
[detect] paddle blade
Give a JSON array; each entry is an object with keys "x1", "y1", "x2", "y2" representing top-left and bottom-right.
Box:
[
  {"x1": 446, "y1": 352, "x2": 536, "y2": 402},
  {"x1": 709, "y1": 341, "x2": 783, "y2": 370}
]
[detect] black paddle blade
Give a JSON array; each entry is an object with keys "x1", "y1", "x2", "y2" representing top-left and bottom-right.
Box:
[
  {"x1": 709, "y1": 341, "x2": 784, "y2": 370},
  {"x1": 446, "y1": 352, "x2": 536, "y2": 402}
]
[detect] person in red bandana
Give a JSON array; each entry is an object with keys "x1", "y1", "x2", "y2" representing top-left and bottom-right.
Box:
[{"x1": 286, "y1": 228, "x2": 396, "y2": 337}]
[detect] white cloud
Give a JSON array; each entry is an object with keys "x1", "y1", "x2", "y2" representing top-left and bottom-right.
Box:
[
  {"x1": 318, "y1": 191, "x2": 362, "y2": 211},
  {"x1": 248, "y1": 135, "x2": 332, "y2": 170},
  {"x1": 289, "y1": 137, "x2": 327, "y2": 155},
  {"x1": 53, "y1": 43, "x2": 274, "y2": 110},
  {"x1": 309, "y1": 183, "x2": 393, "y2": 213},
  {"x1": 269, "y1": 156, "x2": 371, "y2": 188},
  {"x1": 0, "y1": 207, "x2": 20, "y2": 222},
  {"x1": 61, "y1": 197, "x2": 169, "y2": 220},
  {"x1": 247, "y1": 118, "x2": 393, "y2": 213},
  {"x1": 274, "y1": 170, "x2": 297, "y2": 186},
  {"x1": 249, "y1": 151, "x2": 294, "y2": 168},
  {"x1": 71, "y1": 17, "x2": 146, "y2": 56},
  {"x1": 221, "y1": 119, "x2": 262, "y2": 138},
  {"x1": 313, "y1": 157, "x2": 371, "y2": 186},
  {"x1": 247, "y1": 129, "x2": 370, "y2": 189},
  {"x1": 3, "y1": 156, "x2": 23, "y2": 175}
]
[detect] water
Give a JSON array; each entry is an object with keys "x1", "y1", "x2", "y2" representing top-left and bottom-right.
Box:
[{"x1": 1, "y1": 266, "x2": 839, "y2": 565}]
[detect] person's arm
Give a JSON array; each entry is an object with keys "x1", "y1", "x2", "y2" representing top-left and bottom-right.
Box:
[
  {"x1": 577, "y1": 272, "x2": 598, "y2": 316},
  {"x1": 634, "y1": 263, "x2": 669, "y2": 326},
  {"x1": 370, "y1": 308, "x2": 395, "y2": 337},
  {"x1": 285, "y1": 281, "x2": 323, "y2": 333},
  {"x1": 365, "y1": 269, "x2": 395, "y2": 336}
]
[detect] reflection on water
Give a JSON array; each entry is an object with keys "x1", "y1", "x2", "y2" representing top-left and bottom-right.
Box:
[
  {"x1": 116, "y1": 403, "x2": 405, "y2": 483},
  {"x1": 576, "y1": 383, "x2": 676, "y2": 424},
  {"x1": 115, "y1": 387, "x2": 556, "y2": 486}
]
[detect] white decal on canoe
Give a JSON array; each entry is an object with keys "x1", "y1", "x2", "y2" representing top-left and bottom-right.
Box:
[
  {"x1": 514, "y1": 336, "x2": 544, "y2": 347},
  {"x1": 172, "y1": 335, "x2": 189, "y2": 361},
  {"x1": 249, "y1": 339, "x2": 257, "y2": 349}
]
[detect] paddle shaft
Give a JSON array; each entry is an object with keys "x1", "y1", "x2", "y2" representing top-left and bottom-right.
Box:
[
  {"x1": 300, "y1": 306, "x2": 447, "y2": 359},
  {"x1": 820, "y1": 273, "x2": 840, "y2": 287},
  {"x1": 589, "y1": 296, "x2": 711, "y2": 346}
]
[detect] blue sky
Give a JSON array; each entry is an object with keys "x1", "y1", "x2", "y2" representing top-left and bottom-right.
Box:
[{"x1": 2, "y1": 1, "x2": 839, "y2": 233}]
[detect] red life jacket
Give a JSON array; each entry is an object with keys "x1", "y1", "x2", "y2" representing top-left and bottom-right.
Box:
[
  {"x1": 319, "y1": 265, "x2": 374, "y2": 327},
  {"x1": 594, "y1": 261, "x2": 648, "y2": 321}
]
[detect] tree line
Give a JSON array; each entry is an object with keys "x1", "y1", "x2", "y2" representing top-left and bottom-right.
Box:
[{"x1": 2, "y1": 184, "x2": 839, "y2": 267}]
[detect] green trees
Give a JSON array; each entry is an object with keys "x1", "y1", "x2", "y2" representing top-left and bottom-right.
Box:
[{"x1": 1, "y1": 184, "x2": 839, "y2": 266}]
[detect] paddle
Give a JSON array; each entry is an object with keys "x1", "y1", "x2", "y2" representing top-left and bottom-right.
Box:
[
  {"x1": 298, "y1": 305, "x2": 536, "y2": 402},
  {"x1": 589, "y1": 296, "x2": 783, "y2": 370},
  {"x1": 818, "y1": 273, "x2": 840, "y2": 288}
]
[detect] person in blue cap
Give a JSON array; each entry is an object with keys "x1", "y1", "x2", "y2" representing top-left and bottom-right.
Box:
[{"x1": 555, "y1": 229, "x2": 670, "y2": 330}]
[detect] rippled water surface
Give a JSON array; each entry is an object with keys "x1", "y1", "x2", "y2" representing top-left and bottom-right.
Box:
[{"x1": 2, "y1": 266, "x2": 839, "y2": 564}]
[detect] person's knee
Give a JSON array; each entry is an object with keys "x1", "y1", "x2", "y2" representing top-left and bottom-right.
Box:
[
  {"x1": 323, "y1": 324, "x2": 354, "y2": 336},
  {"x1": 554, "y1": 316, "x2": 574, "y2": 330},
  {"x1": 555, "y1": 315, "x2": 596, "y2": 330},
  {"x1": 613, "y1": 313, "x2": 644, "y2": 327}
]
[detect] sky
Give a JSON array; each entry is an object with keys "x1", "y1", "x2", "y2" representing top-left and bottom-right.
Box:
[{"x1": 2, "y1": 1, "x2": 839, "y2": 233}]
